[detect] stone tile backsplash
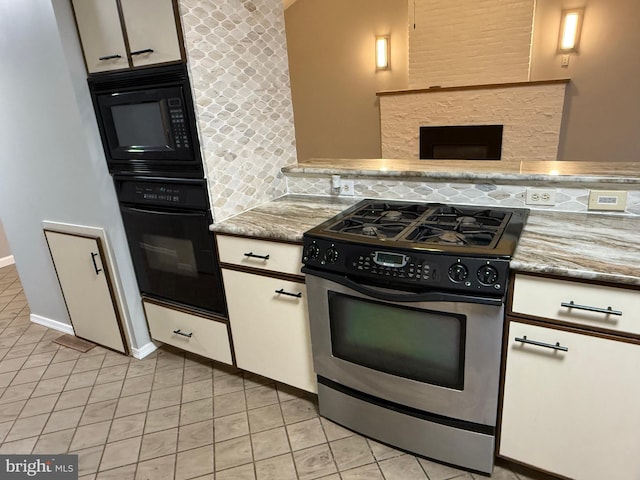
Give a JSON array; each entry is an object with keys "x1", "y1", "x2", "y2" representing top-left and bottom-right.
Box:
[
  {"x1": 179, "y1": 0, "x2": 297, "y2": 222},
  {"x1": 285, "y1": 176, "x2": 640, "y2": 215}
]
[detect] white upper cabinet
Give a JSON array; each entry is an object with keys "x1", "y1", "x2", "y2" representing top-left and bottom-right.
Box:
[{"x1": 72, "y1": 0, "x2": 184, "y2": 73}]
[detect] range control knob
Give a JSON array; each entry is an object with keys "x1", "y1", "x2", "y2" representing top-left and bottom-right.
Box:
[
  {"x1": 304, "y1": 242, "x2": 320, "y2": 260},
  {"x1": 324, "y1": 247, "x2": 339, "y2": 264},
  {"x1": 448, "y1": 263, "x2": 469, "y2": 282},
  {"x1": 477, "y1": 265, "x2": 499, "y2": 285}
]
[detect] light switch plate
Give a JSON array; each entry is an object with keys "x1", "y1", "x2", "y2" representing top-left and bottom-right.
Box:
[{"x1": 588, "y1": 190, "x2": 627, "y2": 211}]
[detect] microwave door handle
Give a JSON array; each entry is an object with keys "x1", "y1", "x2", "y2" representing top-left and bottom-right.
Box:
[
  {"x1": 122, "y1": 207, "x2": 204, "y2": 217},
  {"x1": 301, "y1": 267, "x2": 503, "y2": 306}
]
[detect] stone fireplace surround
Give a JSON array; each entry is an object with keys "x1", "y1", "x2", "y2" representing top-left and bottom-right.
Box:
[{"x1": 378, "y1": 79, "x2": 569, "y2": 162}]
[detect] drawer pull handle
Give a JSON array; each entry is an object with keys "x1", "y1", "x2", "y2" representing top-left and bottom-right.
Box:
[
  {"x1": 98, "y1": 54, "x2": 122, "y2": 60},
  {"x1": 244, "y1": 252, "x2": 270, "y2": 260},
  {"x1": 515, "y1": 336, "x2": 568, "y2": 352},
  {"x1": 275, "y1": 288, "x2": 302, "y2": 298},
  {"x1": 130, "y1": 48, "x2": 154, "y2": 56},
  {"x1": 173, "y1": 329, "x2": 193, "y2": 338},
  {"x1": 90, "y1": 252, "x2": 102, "y2": 275},
  {"x1": 561, "y1": 301, "x2": 622, "y2": 316}
]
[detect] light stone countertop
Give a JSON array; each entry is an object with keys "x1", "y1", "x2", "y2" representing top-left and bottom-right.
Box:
[
  {"x1": 210, "y1": 195, "x2": 640, "y2": 286},
  {"x1": 282, "y1": 158, "x2": 640, "y2": 185}
]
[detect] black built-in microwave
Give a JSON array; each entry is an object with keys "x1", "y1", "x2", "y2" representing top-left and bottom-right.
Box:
[{"x1": 88, "y1": 64, "x2": 203, "y2": 178}]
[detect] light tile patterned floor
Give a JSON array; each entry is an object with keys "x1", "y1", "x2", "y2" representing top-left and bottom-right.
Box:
[{"x1": 0, "y1": 264, "x2": 552, "y2": 480}]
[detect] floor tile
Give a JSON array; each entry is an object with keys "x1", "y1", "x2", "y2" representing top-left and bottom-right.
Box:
[
  {"x1": 0, "y1": 421, "x2": 13, "y2": 443},
  {"x1": 0, "y1": 381, "x2": 37, "y2": 404},
  {"x1": 139, "y1": 427, "x2": 178, "y2": 461},
  {"x1": 184, "y1": 363, "x2": 214, "y2": 384},
  {"x1": 214, "y1": 390, "x2": 247, "y2": 418},
  {"x1": 0, "y1": 400, "x2": 26, "y2": 423},
  {"x1": 42, "y1": 359, "x2": 76, "y2": 380},
  {"x1": 43, "y1": 406, "x2": 84, "y2": 434},
  {"x1": 32, "y1": 428, "x2": 75, "y2": 454},
  {"x1": 340, "y1": 463, "x2": 384, "y2": 480},
  {"x1": 180, "y1": 397, "x2": 213, "y2": 426},
  {"x1": 217, "y1": 463, "x2": 256, "y2": 480},
  {"x1": 215, "y1": 435, "x2": 253, "y2": 471},
  {"x1": 145, "y1": 405, "x2": 180, "y2": 434},
  {"x1": 251, "y1": 426, "x2": 291, "y2": 461},
  {"x1": 64, "y1": 370, "x2": 99, "y2": 391},
  {"x1": 320, "y1": 418, "x2": 354, "y2": 442},
  {"x1": 287, "y1": 417, "x2": 326, "y2": 451},
  {"x1": 367, "y1": 439, "x2": 404, "y2": 462},
  {"x1": 115, "y1": 391, "x2": 150, "y2": 418},
  {"x1": 18, "y1": 393, "x2": 59, "y2": 418},
  {"x1": 255, "y1": 453, "x2": 297, "y2": 480},
  {"x1": 121, "y1": 373, "x2": 154, "y2": 397},
  {"x1": 152, "y1": 367, "x2": 184, "y2": 390},
  {"x1": 55, "y1": 386, "x2": 92, "y2": 410},
  {"x1": 246, "y1": 384, "x2": 279, "y2": 410},
  {"x1": 108, "y1": 412, "x2": 146, "y2": 442},
  {"x1": 32, "y1": 377, "x2": 65, "y2": 398},
  {"x1": 330, "y1": 435, "x2": 375, "y2": 471},
  {"x1": 126, "y1": 358, "x2": 156, "y2": 379},
  {"x1": 10, "y1": 365, "x2": 47, "y2": 385},
  {"x1": 88, "y1": 380, "x2": 123, "y2": 404},
  {"x1": 213, "y1": 373, "x2": 244, "y2": 396},
  {"x1": 95, "y1": 365, "x2": 128, "y2": 385},
  {"x1": 148, "y1": 385, "x2": 182, "y2": 411},
  {"x1": 379, "y1": 455, "x2": 429, "y2": 480},
  {"x1": 248, "y1": 404, "x2": 284, "y2": 433},
  {"x1": 134, "y1": 454, "x2": 176, "y2": 480},
  {"x1": 99, "y1": 436, "x2": 142, "y2": 471},
  {"x1": 73, "y1": 354, "x2": 106, "y2": 374},
  {"x1": 96, "y1": 464, "x2": 137, "y2": 480},
  {"x1": 214, "y1": 411, "x2": 249, "y2": 442},
  {"x1": 5, "y1": 413, "x2": 48, "y2": 442},
  {"x1": 70, "y1": 420, "x2": 112, "y2": 450},
  {"x1": 177, "y1": 419, "x2": 213, "y2": 452},
  {"x1": 0, "y1": 436, "x2": 37, "y2": 454},
  {"x1": 71, "y1": 445, "x2": 105, "y2": 477},
  {"x1": 293, "y1": 443, "x2": 338, "y2": 480},
  {"x1": 281, "y1": 397, "x2": 319, "y2": 425},
  {"x1": 418, "y1": 457, "x2": 470, "y2": 480},
  {"x1": 182, "y1": 378, "x2": 213, "y2": 404},
  {"x1": 176, "y1": 444, "x2": 214, "y2": 479}
]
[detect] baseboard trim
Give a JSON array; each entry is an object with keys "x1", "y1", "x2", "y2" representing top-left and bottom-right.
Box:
[
  {"x1": 131, "y1": 341, "x2": 158, "y2": 360},
  {"x1": 0, "y1": 255, "x2": 15, "y2": 268},
  {"x1": 30, "y1": 314, "x2": 75, "y2": 335}
]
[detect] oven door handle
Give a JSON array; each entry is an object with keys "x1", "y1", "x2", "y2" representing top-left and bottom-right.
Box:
[
  {"x1": 302, "y1": 267, "x2": 503, "y2": 306},
  {"x1": 122, "y1": 206, "x2": 205, "y2": 217}
]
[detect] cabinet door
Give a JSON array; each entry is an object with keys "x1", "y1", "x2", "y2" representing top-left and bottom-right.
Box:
[
  {"x1": 500, "y1": 321, "x2": 640, "y2": 480},
  {"x1": 45, "y1": 231, "x2": 127, "y2": 353},
  {"x1": 119, "y1": 0, "x2": 182, "y2": 67},
  {"x1": 223, "y1": 269, "x2": 316, "y2": 393},
  {"x1": 72, "y1": 0, "x2": 129, "y2": 73}
]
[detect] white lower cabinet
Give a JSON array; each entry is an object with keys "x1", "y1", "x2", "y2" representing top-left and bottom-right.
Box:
[
  {"x1": 45, "y1": 230, "x2": 127, "y2": 353},
  {"x1": 500, "y1": 320, "x2": 640, "y2": 480},
  {"x1": 222, "y1": 268, "x2": 316, "y2": 393},
  {"x1": 144, "y1": 300, "x2": 233, "y2": 365}
]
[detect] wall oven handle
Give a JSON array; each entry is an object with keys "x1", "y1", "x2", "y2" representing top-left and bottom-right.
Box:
[
  {"x1": 98, "y1": 54, "x2": 122, "y2": 61},
  {"x1": 173, "y1": 329, "x2": 193, "y2": 338},
  {"x1": 122, "y1": 207, "x2": 205, "y2": 217},
  {"x1": 90, "y1": 252, "x2": 102, "y2": 275},
  {"x1": 560, "y1": 301, "x2": 622, "y2": 316},
  {"x1": 301, "y1": 267, "x2": 503, "y2": 306},
  {"x1": 244, "y1": 252, "x2": 270, "y2": 260},
  {"x1": 275, "y1": 288, "x2": 302, "y2": 298},
  {"x1": 130, "y1": 48, "x2": 154, "y2": 56},
  {"x1": 515, "y1": 335, "x2": 568, "y2": 352}
]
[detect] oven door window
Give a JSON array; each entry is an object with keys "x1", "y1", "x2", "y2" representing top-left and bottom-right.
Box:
[{"x1": 328, "y1": 292, "x2": 465, "y2": 390}]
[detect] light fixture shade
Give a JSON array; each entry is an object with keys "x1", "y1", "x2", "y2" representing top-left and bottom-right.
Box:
[
  {"x1": 558, "y1": 8, "x2": 584, "y2": 52},
  {"x1": 376, "y1": 35, "x2": 390, "y2": 70}
]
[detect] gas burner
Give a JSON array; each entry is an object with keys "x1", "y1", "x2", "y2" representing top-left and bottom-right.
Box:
[
  {"x1": 424, "y1": 207, "x2": 507, "y2": 229},
  {"x1": 406, "y1": 226, "x2": 496, "y2": 246},
  {"x1": 380, "y1": 210, "x2": 404, "y2": 222},
  {"x1": 350, "y1": 202, "x2": 429, "y2": 223},
  {"x1": 330, "y1": 218, "x2": 406, "y2": 239}
]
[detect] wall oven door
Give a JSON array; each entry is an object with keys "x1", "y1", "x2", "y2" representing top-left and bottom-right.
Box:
[
  {"x1": 116, "y1": 178, "x2": 226, "y2": 317},
  {"x1": 304, "y1": 268, "x2": 505, "y2": 473}
]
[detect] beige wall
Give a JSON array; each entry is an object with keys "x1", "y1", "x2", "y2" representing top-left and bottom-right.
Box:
[
  {"x1": 530, "y1": 0, "x2": 640, "y2": 161},
  {"x1": 0, "y1": 219, "x2": 10, "y2": 259},
  {"x1": 284, "y1": 0, "x2": 408, "y2": 160}
]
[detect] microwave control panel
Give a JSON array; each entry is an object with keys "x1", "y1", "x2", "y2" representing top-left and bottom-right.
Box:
[{"x1": 168, "y1": 98, "x2": 190, "y2": 150}]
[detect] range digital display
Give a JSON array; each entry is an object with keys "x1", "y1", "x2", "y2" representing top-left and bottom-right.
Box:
[{"x1": 373, "y1": 251, "x2": 409, "y2": 267}]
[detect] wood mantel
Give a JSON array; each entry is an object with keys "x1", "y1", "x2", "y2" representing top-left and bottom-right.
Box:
[{"x1": 376, "y1": 78, "x2": 570, "y2": 96}]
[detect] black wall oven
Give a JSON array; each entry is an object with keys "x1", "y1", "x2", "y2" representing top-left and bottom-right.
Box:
[
  {"x1": 89, "y1": 64, "x2": 203, "y2": 178},
  {"x1": 115, "y1": 176, "x2": 226, "y2": 317}
]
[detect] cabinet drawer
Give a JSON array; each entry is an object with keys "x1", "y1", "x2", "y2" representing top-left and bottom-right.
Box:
[
  {"x1": 222, "y1": 269, "x2": 316, "y2": 393},
  {"x1": 144, "y1": 301, "x2": 233, "y2": 365},
  {"x1": 217, "y1": 235, "x2": 303, "y2": 276},
  {"x1": 511, "y1": 274, "x2": 640, "y2": 336}
]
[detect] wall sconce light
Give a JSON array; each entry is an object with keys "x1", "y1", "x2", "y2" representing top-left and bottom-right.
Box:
[
  {"x1": 558, "y1": 9, "x2": 584, "y2": 52},
  {"x1": 376, "y1": 35, "x2": 390, "y2": 71}
]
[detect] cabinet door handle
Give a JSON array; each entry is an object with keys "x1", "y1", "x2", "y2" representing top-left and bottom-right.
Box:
[
  {"x1": 98, "y1": 54, "x2": 122, "y2": 60},
  {"x1": 173, "y1": 329, "x2": 193, "y2": 338},
  {"x1": 244, "y1": 252, "x2": 270, "y2": 260},
  {"x1": 130, "y1": 48, "x2": 154, "y2": 56},
  {"x1": 90, "y1": 252, "x2": 102, "y2": 275},
  {"x1": 515, "y1": 335, "x2": 568, "y2": 352},
  {"x1": 275, "y1": 288, "x2": 302, "y2": 298},
  {"x1": 561, "y1": 301, "x2": 622, "y2": 316}
]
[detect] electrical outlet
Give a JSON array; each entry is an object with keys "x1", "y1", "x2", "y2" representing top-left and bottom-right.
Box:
[
  {"x1": 339, "y1": 180, "x2": 355, "y2": 196},
  {"x1": 525, "y1": 188, "x2": 557, "y2": 206},
  {"x1": 588, "y1": 190, "x2": 627, "y2": 211}
]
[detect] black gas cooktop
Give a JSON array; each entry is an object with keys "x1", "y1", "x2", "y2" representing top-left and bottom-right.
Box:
[{"x1": 302, "y1": 200, "x2": 529, "y2": 297}]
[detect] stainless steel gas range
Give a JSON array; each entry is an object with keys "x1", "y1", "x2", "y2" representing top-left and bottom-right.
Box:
[{"x1": 301, "y1": 199, "x2": 528, "y2": 474}]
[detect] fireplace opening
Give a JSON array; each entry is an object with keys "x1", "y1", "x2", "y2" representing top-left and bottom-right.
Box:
[{"x1": 419, "y1": 125, "x2": 503, "y2": 160}]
